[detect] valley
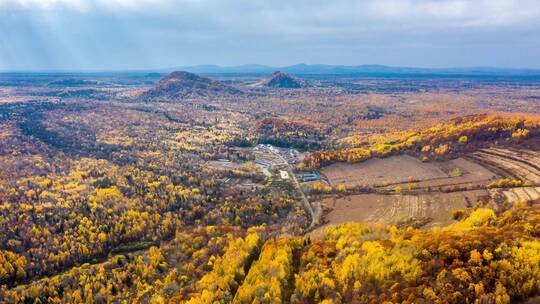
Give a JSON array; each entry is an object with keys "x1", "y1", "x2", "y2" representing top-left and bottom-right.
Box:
[{"x1": 2, "y1": 70, "x2": 540, "y2": 303}]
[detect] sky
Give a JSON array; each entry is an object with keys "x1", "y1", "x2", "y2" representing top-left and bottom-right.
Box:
[{"x1": 0, "y1": 0, "x2": 539, "y2": 71}]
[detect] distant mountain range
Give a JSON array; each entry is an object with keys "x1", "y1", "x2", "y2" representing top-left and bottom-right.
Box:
[
  {"x1": 3, "y1": 64, "x2": 540, "y2": 77},
  {"x1": 167, "y1": 64, "x2": 540, "y2": 76}
]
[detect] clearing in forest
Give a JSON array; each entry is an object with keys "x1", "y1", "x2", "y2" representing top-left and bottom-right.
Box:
[
  {"x1": 322, "y1": 155, "x2": 447, "y2": 187},
  {"x1": 314, "y1": 190, "x2": 487, "y2": 236}
]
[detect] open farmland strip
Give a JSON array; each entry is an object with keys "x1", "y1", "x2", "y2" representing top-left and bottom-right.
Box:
[
  {"x1": 322, "y1": 155, "x2": 448, "y2": 188},
  {"x1": 480, "y1": 148, "x2": 540, "y2": 174},
  {"x1": 524, "y1": 187, "x2": 540, "y2": 200},
  {"x1": 502, "y1": 189, "x2": 519, "y2": 203},
  {"x1": 397, "y1": 196, "x2": 405, "y2": 220},
  {"x1": 382, "y1": 203, "x2": 394, "y2": 223},
  {"x1": 513, "y1": 149, "x2": 540, "y2": 170},
  {"x1": 397, "y1": 199, "x2": 405, "y2": 220},
  {"x1": 403, "y1": 195, "x2": 411, "y2": 219},
  {"x1": 514, "y1": 187, "x2": 533, "y2": 201},
  {"x1": 394, "y1": 197, "x2": 405, "y2": 221},
  {"x1": 413, "y1": 196, "x2": 421, "y2": 218},
  {"x1": 364, "y1": 199, "x2": 379, "y2": 222},
  {"x1": 473, "y1": 152, "x2": 534, "y2": 178},
  {"x1": 407, "y1": 196, "x2": 414, "y2": 217},
  {"x1": 389, "y1": 197, "x2": 398, "y2": 219},
  {"x1": 489, "y1": 148, "x2": 525, "y2": 159},
  {"x1": 488, "y1": 189, "x2": 501, "y2": 200},
  {"x1": 318, "y1": 190, "x2": 481, "y2": 232},
  {"x1": 395, "y1": 196, "x2": 407, "y2": 221},
  {"x1": 412, "y1": 196, "x2": 419, "y2": 218},
  {"x1": 441, "y1": 195, "x2": 451, "y2": 214},
  {"x1": 388, "y1": 196, "x2": 402, "y2": 222},
  {"x1": 490, "y1": 148, "x2": 540, "y2": 165},
  {"x1": 408, "y1": 195, "x2": 415, "y2": 218},
  {"x1": 381, "y1": 197, "x2": 398, "y2": 223},
  {"x1": 465, "y1": 154, "x2": 518, "y2": 180},
  {"x1": 473, "y1": 151, "x2": 540, "y2": 183},
  {"x1": 421, "y1": 197, "x2": 428, "y2": 218},
  {"x1": 415, "y1": 196, "x2": 423, "y2": 218},
  {"x1": 459, "y1": 193, "x2": 470, "y2": 211},
  {"x1": 506, "y1": 189, "x2": 521, "y2": 202},
  {"x1": 409, "y1": 196, "x2": 416, "y2": 218},
  {"x1": 421, "y1": 198, "x2": 430, "y2": 218},
  {"x1": 372, "y1": 201, "x2": 389, "y2": 223},
  {"x1": 397, "y1": 196, "x2": 408, "y2": 221},
  {"x1": 492, "y1": 148, "x2": 540, "y2": 166}
]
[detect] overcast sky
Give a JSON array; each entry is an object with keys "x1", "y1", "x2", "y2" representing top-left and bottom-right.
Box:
[{"x1": 1, "y1": 0, "x2": 539, "y2": 70}]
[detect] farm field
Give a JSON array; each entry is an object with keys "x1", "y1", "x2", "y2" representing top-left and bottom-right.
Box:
[
  {"x1": 491, "y1": 186, "x2": 540, "y2": 203},
  {"x1": 321, "y1": 154, "x2": 498, "y2": 189},
  {"x1": 469, "y1": 148, "x2": 540, "y2": 183},
  {"x1": 412, "y1": 157, "x2": 497, "y2": 188},
  {"x1": 321, "y1": 155, "x2": 448, "y2": 187},
  {"x1": 317, "y1": 147, "x2": 540, "y2": 237},
  {"x1": 315, "y1": 190, "x2": 486, "y2": 234}
]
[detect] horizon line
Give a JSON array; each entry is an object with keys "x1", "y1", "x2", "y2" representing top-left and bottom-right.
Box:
[{"x1": 1, "y1": 63, "x2": 540, "y2": 74}]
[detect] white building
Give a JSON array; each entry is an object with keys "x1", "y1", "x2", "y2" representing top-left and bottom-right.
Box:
[{"x1": 280, "y1": 170, "x2": 290, "y2": 180}]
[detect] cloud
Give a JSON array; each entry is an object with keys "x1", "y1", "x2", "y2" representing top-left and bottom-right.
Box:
[
  {"x1": 0, "y1": 0, "x2": 87, "y2": 10},
  {"x1": 0, "y1": 0, "x2": 539, "y2": 69},
  {"x1": 0, "y1": 0, "x2": 170, "y2": 11},
  {"x1": 365, "y1": 0, "x2": 540, "y2": 27},
  {"x1": 2, "y1": 0, "x2": 539, "y2": 28}
]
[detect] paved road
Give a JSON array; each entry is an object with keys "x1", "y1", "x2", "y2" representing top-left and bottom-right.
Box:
[{"x1": 273, "y1": 151, "x2": 320, "y2": 230}]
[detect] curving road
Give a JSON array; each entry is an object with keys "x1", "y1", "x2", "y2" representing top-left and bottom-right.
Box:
[{"x1": 272, "y1": 150, "x2": 320, "y2": 230}]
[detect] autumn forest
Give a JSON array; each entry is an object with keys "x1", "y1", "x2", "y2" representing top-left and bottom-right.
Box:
[{"x1": 1, "y1": 70, "x2": 540, "y2": 304}]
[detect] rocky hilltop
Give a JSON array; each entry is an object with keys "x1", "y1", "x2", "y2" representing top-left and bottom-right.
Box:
[
  {"x1": 253, "y1": 71, "x2": 306, "y2": 88},
  {"x1": 141, "y1": 71, "x2": 241, "y2": 100}
]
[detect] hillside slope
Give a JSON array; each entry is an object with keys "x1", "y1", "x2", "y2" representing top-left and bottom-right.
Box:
[
  {"x1": 252, "y1": 71, "x2": 306, "y2": 88},
  {"x1": 141, "y1": 71, "x2": 242, "y2": 101}
]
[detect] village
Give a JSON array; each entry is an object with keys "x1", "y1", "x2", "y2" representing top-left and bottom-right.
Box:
[{"x1": 209, "y1": 143, "x2": 320, "y2": 185}]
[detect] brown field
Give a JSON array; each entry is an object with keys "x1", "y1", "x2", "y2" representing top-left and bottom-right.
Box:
[
  {"x1": 469, "y1": 148, "x2": 540, "y2": 183},
  {"x1": 412, "y1": 157, "x2": 498, "y2": 188},
  {"x1": 314, "y1": 190, "x2": 487, "y2": 235},
  {"x1": 321, "y1": 155, "x2": 448, "y2": 187},
  {"x1": 206, "y1": 160, "x2": 246, "y2": 170},
  {"x1": 490, "y1": 187, "x2": 540, "y2": 203},
  {"x1": 321, "y1": 155, "x2": 498, "y2": 188},
  {"x1": 316, "y1": 148, "x2": 540, "y2": 236}
]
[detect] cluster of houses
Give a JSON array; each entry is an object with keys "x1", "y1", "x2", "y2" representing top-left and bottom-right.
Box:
[
  {"x1": 253, "y1": 144, "x2": 287, "y2": 178},
  {"x1": 252, "y1": 144, "x2": 320, "y2": 182},
  {"x1": 253, "y1": 144, "x2": 279, "y2": 154},
  {"x1": 286, "y1": 148, "x2": 300, "y2": 164}
]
